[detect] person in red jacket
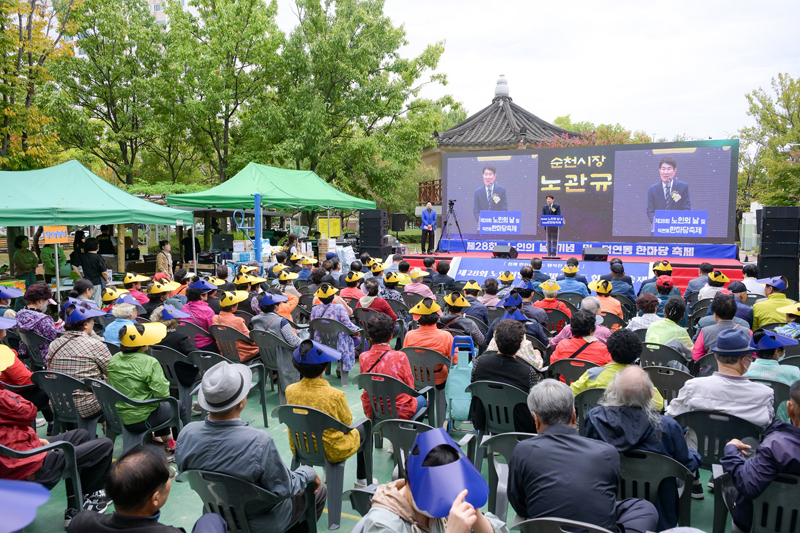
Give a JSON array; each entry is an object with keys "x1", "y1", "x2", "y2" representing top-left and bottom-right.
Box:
[
  {"x1": 355, "y1": 278, "x2": 397, "y2": 320},
  {"x1": 0, "y1": 349, "x2": 115, "y2": 527},
  {"x1": 0, "y1": 319, "x2": 53, "y2": 429},
  {"x1": 550, "y1": 309, "x2": 612, "y2": 368}
]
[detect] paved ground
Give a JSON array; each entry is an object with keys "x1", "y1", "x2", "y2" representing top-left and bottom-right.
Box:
[{"x1": 27, "y1": 369, "x2": 724, "y2": 532}]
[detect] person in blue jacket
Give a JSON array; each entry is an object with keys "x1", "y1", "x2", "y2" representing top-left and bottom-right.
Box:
[{"x1": 420, "y1": 202, "x2": 436, "y2": 254}]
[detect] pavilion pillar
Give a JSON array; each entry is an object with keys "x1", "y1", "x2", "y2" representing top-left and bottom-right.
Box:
[{"x1": 116, "y1": 224, "x2": 126, "y2": 273}]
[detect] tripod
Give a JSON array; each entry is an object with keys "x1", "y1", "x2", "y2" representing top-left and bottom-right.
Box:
[{"x1": 436, "y1": 200, "x2": 467, "y2": 253}]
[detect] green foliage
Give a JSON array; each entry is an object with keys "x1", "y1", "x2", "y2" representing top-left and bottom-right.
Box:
[
  {"x1": 122, "y1": 180, "x2": 208, "y2": 196},
  {"x1": 48, "y1": 0, "x2": 164, "y2": 184},
  {"x1": 739, "y1": 73, "x2": 800, "y2": 207},
  {"x1": 545, "y1": 115, "x2": 652, "y2": 147}
]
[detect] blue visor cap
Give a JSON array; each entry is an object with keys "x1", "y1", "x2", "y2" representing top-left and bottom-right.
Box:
[
  {"x1": 0, "y1": 479, "x2": 51, "y2": 533},
  {"x1": 115, "y1": 294, "x2": 141, "y2": 306},
  {"x1": 752, "y1": 329, "x2": 799, "y2": 351},
  {"x1": 406, "y1": 428, "x2": 489, "y2": 518},
  {"x1": 502, "y1": 309, "x2": 528, "y2": 322},
  {"x1": 188, "y1": 278, "x2": 217, "y2": 293},
  {"x1": 0, "y1": 287, "x2": 23, "y2": 299},
  {"x1": 61, "y1": 297, "x2": 98, "y2": 311},
  {"x1": 259, "y1": 293, "x2": 288, "y2": 306},
  {"x1": 160, "y1": 304, "x2": 191, "y2": 320},
  {"x1": 0, "y1": 316, "x2": 17, "y2": 329},
  {"x1": 65, "y1": 304, "x2": 107, "y2": 324},
  {"x1": 757, "y1": 276, "x2": 787, "y2": 291},
  {"x1": 292, "y1": 340, "x2": 342, "y2": 364},
  {"x1": 501, "y1": 293, "x2": 523, "y2": 308}
]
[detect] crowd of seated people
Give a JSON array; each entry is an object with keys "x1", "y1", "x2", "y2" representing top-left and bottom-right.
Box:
[{"x1": 1, "y1": 256, "x2": 799, "y2": 533}]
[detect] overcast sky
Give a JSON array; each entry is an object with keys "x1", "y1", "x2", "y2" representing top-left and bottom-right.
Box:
[{"x1": 274, "y1": 0, "x2": 800, "y2": 141}]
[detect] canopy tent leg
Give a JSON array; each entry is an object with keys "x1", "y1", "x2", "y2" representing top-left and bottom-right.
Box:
[{"x1": 116, "y1": 224, "x2": 125, "y2": 273}]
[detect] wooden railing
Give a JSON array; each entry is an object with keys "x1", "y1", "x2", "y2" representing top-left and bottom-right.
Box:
[{"x1": 418, "y1": 179, "x2": 442, "y2": 205}]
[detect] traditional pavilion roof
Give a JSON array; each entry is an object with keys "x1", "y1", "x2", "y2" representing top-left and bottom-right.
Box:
[{"x1": 433, "y1": 75, "x2": 580, "y2": 149}]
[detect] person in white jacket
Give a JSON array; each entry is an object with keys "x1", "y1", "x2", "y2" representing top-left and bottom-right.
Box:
[{"x1": 666, "y1": 328, "x2": 774, "y2": 428}]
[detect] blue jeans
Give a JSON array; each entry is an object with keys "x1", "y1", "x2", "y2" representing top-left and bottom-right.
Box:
[{"x1": 415, "y1": 395, "x2": 428, "y2": 414}]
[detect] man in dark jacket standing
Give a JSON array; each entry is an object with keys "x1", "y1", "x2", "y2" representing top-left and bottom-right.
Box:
[
  {"x1": 509, "y1": 379, "x2": 659, "y2": 533},
  {"x1": 720, "y1": 380, "x2": 800, "y2": 532}
]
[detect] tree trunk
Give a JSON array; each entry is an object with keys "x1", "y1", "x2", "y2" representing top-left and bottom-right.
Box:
[
  {"x1": 33, "y1": 226, "x2": 43, "y2": 258},
  {"x1": 116, "y1": 224, "x2": 126, "y2": 273},
  {"x1": 203, "y1": 212, "x2": 211, "y2": 251}
]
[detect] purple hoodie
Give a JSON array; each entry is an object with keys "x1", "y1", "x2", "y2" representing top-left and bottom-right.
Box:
[{"x1": 15, "y1": 308, "x2": 61, "y2": 362}]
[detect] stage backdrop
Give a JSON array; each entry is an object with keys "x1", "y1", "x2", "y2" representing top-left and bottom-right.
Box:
[{"x1": 442, "y1": 140, "x2": 738, "y2": 246}]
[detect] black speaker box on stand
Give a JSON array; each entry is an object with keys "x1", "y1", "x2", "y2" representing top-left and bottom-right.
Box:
[
  {"x1": 758, "y1": 255, "x2": 800, "y2": 301},
  {"x1": 582, "y1": 247, "x2": 609, "y2": 262},
  {"x1": 492, "y1": 245, "x2": 518, "y2": 259}
]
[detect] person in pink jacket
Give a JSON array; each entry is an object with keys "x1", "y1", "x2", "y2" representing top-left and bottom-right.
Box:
[{"x1": 181, "y1": 277, "x2": 218, "y2": 352}]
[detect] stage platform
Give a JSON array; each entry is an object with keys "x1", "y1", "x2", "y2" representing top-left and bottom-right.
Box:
[{"x1": 400, "y1": 252, "x2": 743, "y2": 294}]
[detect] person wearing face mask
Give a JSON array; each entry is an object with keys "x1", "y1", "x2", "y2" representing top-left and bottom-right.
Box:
[
  {"x1": 15, "y1": 283, "x2": 61, "y2": 363},
  {"x1": 360, "y1": 428, "x2": 507, "y2": 533},
  {"x1": 666, "y1": 328, "x2": 775, "y2": 429}
]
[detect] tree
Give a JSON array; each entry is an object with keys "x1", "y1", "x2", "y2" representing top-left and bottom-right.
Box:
[
  {"x1": 48, "y1": 0, "x2": 163, "y2": 185},
  {"x1": 739, "y1": 73, "x2": 800, "y2": 206},
  {"x1": 241, "y1": 0, "x2": 458, "y2": 221},
  {"x1": 544, "y1": 114, "x2": 652, "y2": 147},
  {"x1": 165, "y1": 0, "x2": 283, "y2": 183},
  {"x1": 0, "y1": 0, "x2": 77, "y2": 170}
]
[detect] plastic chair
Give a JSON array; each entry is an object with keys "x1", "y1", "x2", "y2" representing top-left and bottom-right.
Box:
[
  {"x1": 342, "y1": 486, "x2": 377, "y2": 517},
  {"x1": 618, "y1": 450, "x2": 694, "y2": 527},
  {"x1": 291, "y1": 305, "x2": 311, "y2": 326},
  {"x1": 557, "y1": 292, "x2": 584, "y2": 308},
  {"x1": 633, "y1": 328, "x2": 648, "y2": 342},
  {"x1": 693, "y1": 352, "x2": 719, "y2": 376},
  {"x1": 272, "y1": 405, "x2": 372, "y2": 530},
  {"x1": 84, "y1": 378, "x2": 182, "y2": 454},
  {"x1": 543, "y1": 308, "x2": 570, "y2": 335},
  {"x1": 250, "y1": 330, "x2": 301, "y2": 405},
  {"x1": 780, "y1": 355, "x2": 800, "y2": 369},
  {"x1": 401, "y1": 346, "x2": 452, "y2": 427},
  {"x1": 30, "y1": 371, "x2": 101, "y2": 436},
  {"x1": 547, "y1": 358, "x2": 599, "y2": 385},
  {"x1": 611, "y1": 293, "x2": 635, "y2": 313},
  {"x1": 298, "y1": 294, "x2": 314, "y2": 310},
  {"x1": 386, "y1": 299, "x2": 409, "y2": 319},
  {"x1": 556, "y1": 298, "x2": 580, "y2": 317},
  {"x1": 309, "y1": 318, "x2": 362, "y2": 387},
  {"x1": 179, "y1": 469, "x2": 317, "y2": 533},
  {"x1": 685, "y1": 292, "x2": 700, "y2": 306},
  {"x1": 342, "y1": 297, "x2": 359, "y2": 311},
  {"x1": 712, "y1": 469, "x2": 799, "y2": 533},
  {"x1": 401, "y1": 292, "x2": 424, "y2": 310},
  {"x1": 512, "y1": 517, "x2": 615, "y2": 533},
  {"x1": 356, "y1": 373, "x2": 430, "y2": 451},
  {"x1": 149, "y1": 345, "x2": 196, "y2": 425},
  {"x1": 744, "y1": 294, "x2": 761, "y2": 307},
  {"x1": 575, "y1": 387, "x2": 605, "y2": 435},
  {"x1": 176, "y1": 321, "x2": 210, "y2": 345},
  {"x1": 233, "y1": 310, "x2": 254, "y2": 329},
  {"x1": 749, "y1": 378, "x2": 791, "y2": 413},
  {"x1": 465, "y1": 314, "x2": 489, "y2": 334},
  {"x1": 18, "y1": 330, "x2": 49, "y2": 371},
  {"x1": 95, "y1": 315, "x2": 115, "y2": 330},
  {"x1": 481, "y1": 432, "x2": 535, "y2": 522},
  {"x1": 101, "y1": 340, "x2": 121, "y2": 355},
  {"x1": 0, "y1": 441, "x2": 84, "y2": 509},
  {"x1": 760, "y1": 322, "x2": 788, "y2": 332},
  {"x1": 639, "y1": 342, "x2": 686, "y2": 368},
  {"x1": 372, "y1": 419, "x2": 433, "y2": 480},
  {"x1": 673, "y1": 410, "x2": 762, "y2": 469},
  {"x1": 644, "y1": 366, "x2": 692, "y2": 410},
  {"x1": 600, "y1": 312, "x2": 626, "y2": 330},
  {"x1": 465, "y1": 381, "x2": 532, "y2": 469},
  {"x1": 486, "y1": 307, "x2": 505, "y2": 325}
]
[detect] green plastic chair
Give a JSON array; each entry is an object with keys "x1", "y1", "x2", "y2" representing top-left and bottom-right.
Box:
[
  {"x1": 0, "y1": 440, "x2": 84, "y2": 510},
  {"x1": 575, "y1": 387, "x2": 605, "y2": 436},
  {"x1": 372, "y1": 419, "x2": 433, "y2": 480},
  {"x1": 639, "y1": 342, "x2": 686, "y2": 368},
  {"x1": 643, "y1": 366, "x2": 692, "y2": 410},
  {"x1": 512, "y1": 517, "x2": 614, "y2": 533},
  {"x1": 31, "y1": 371, "x2": 101, "y2": 436},
  {"x1": 673, "y1": 411, "x2": 762, "y2": 469},
  {"x1": 547, "y1": 358, "x2": 599, "y2": 386},
  {"x1": 749, "y1": 378, "x2": 791, "y2": 414},
  {"x1": 712, "y1": 469, "x2": 800, "y2": 533},
  {"x1": 481, "y1": 432, "x2": 535, "y2": 522},
  {"x1": 401, "y1": 346, "x2": 452, "y2": 427}
]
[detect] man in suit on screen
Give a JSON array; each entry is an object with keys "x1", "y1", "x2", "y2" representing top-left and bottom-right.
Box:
[
  {"x1": 542, "y1": 195, "x2": 561, "y2": 257},
  {"x1": 646, "y1": 156, "x2": 691, "y2": 223},
  {"x1": 473, "y1": 163, "x2": 509, "y2": 222}
]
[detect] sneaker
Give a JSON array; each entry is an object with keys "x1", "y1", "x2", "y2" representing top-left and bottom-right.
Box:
[
  {"x1": 166, "y1": 450, "x2": 176, "y2": 463},
  {"x1": 35, "y1": 417, "x2": 46, "y2": 428},
  {"x1": 64, "y1": 508, "x2": 79, "y2": 528},
  {"x1": 707, "y1": 480, "x2": 715, "y2": 490},
  {"x1": 83, "y1": 489, "x2": 111, "y2": 513},
  {"x1": 354, "y1": 478, "x2": 377, "y2": 489},
  {"x1": 691, "y1": 482, "x2": 705, "y2": 500},
  {"x1": 191, "y1": 402, "x2": 202, "y2": 416},
  {"x1": 46, "y1": 422, "x2": 54, "y2": 437}
]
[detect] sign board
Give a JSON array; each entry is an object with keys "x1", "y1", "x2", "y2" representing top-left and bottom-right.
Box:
[
  {"x1": 43, "y1": 226, "x2": 69, "y2": 244},
  {"x1": 317, "y1": 218, "x2": 342, "y2": 238},
  {"x1": 479, "y1": 211, "x2": 521, "y2": 234}
]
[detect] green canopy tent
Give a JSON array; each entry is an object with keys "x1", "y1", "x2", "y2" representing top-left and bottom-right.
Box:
[
  {"x1": 0, "y1": 160, "x2": 194, "y2": 226},
  {"x1": 166, "y1": 163, "x2": 376, "y2": 211}
]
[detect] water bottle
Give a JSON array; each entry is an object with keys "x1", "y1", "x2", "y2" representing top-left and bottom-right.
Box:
[{"x1": 394, "y1": 238, "x2": 400, "y2": 252}]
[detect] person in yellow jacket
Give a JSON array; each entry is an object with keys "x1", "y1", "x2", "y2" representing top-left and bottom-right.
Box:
[
  {"x1": 571, "y1": 328, "x2": 664, "y2": 410},
  {"x1": 753, "y1": 276, "x2": 797, "y2": 329}
]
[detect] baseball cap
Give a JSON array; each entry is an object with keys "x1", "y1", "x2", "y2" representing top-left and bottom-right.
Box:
[{"x1": 656, "y1": 275, "x2": 674, "y2": 289}]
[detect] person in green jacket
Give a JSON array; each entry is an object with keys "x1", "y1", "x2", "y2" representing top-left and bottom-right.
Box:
[
  {"x1": 41, "y1": 243, "x2": 67, "y2": 281},
  {"x1": 12, "y1": 236, "x2": 38, "y2": 288},
  {"x1": 107, "y1": 322, "x2": 183, "y2": 459}
]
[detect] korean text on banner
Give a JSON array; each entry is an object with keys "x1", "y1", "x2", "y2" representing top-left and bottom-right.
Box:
[
  {"x1": 479, "y1": 211, "x2": 522, "y2": 234},
  {"x1": 43, "y1": 226, "x2": 69, "y2": 244}
]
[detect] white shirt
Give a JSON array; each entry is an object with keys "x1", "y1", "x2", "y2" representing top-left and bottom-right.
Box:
[
  {"x1": 698, "y1": 284, "x2": 725, "y2": 301},
  {"x1": 742, "y1": 277, "x2": 766, "y2": 297}
]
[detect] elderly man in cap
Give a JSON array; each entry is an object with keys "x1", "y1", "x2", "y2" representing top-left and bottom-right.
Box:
[
  {"x1": 176, "y1": 361, "x2": 325, "y2": 532},
  {"x1": 608, "y1": 263, "x2": 636, "y2": 303},
  {"x1": 720, "y1": 380, "x2": 800, "y2": 533},
  {"x1": 556, "y1": 264, "x2": 589, "y2": 297},
  {"x1": 556, "y1": 257, "x2": 590, "y2": 288},
  {"x1": 403, "y1": 268, "x2": 435, "y2": 299},
  {"x1": 654, "y1": 276, "x2": 678, "y2": 318},
  {"x1": 460, "y1": 280, "x2": 489, "y2": 326},
  {"x1": 600, "y1": 258, "x2": 634, "y2": 285},
  {"x1": 667, "y1": 328, "x2": 775, "y2": 428},
  {"x1": 369, "y1": 260, "x2": 387, "y2": 288},
  {"x1": 638, "y1": 261, "x2": 677, "y2": 297},
  {"x1": 509, "y1": 379, "x2": 659, "y2": 533},
  {"x1": 704, "y1": 281, "x2": 753, "y2": 327},
  {"x1": 122, "y1": 272, "x2": 151, "y2": 305},
  {"x1": 753, "y1": 276, "x2": 797, "y2": 329},
  {"x1": 692, "y1": 292, "x2": 750, "y2": 361},
  {"x1": 699, "y1": 270, "x2": 730, "y2": 301},
  {"x1": 212, "y1": 291, "x2": 260, "y2": 362},
  {"x1": 533, "y1": 279, "x2": 571, "y2": 316},
  {"x1": 297, "y1": 256, "x2": 318, "y2": 281}
]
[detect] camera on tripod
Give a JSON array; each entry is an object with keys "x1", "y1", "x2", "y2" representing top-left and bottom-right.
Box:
[{"x1": 448, "y1": 199, "x2": 456, "y2": 208}]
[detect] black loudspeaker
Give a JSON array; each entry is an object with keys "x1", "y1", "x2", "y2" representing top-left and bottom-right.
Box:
[
  {"x1": 359, "y1": 245, "x2": 392, "y2": 260},
  {"x1": 582, "y1": 247, "x2": 609, "y2": 261},
  {"x1": 763, "y1": 206, "x2": 800, "y2": 218},
  {"x1": 761, "y1": 241, "x2": 800, "y2": 257},
  {"x1": 758, "y1": 255, "x2": 799, "y2": 300},
  {"x1": 391, "y1": 213, "x2": 407, "y2": 232},
  {"x1": 762, "y1": 218, "x2": 800, "y2": 232},
  {"x1": 360, "y1": 209, "x2": 388, "y2": 249},
  {"x1": 492, "y1": 245, "x2": 518, "y2": 259}
]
